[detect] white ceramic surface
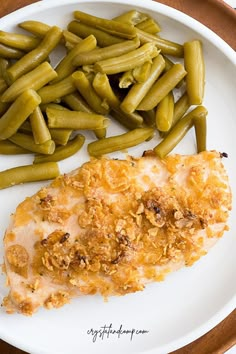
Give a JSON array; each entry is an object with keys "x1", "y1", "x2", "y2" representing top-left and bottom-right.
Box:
[{"x1": 0, "y1": 1, "x2": 235, "y2": 353}]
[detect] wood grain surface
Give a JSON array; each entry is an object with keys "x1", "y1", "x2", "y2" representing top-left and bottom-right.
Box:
[{"x1": 0, "y1": 1, "x2": 235, "y2": 353}]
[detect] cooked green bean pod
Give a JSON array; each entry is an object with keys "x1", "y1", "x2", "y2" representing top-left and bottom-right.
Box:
[
  {"x1": 53, "y1": 35, "x2": 97, "y2": 83},
  {"x1": 62, "y1": 30, "x2": 82, "y2": 47},
  {"x1": 138, "y1": 63, "x2": 187, "y2": 110},
  {"x1": 136, "y1": 18, "x2": 161, "y2": 34},
  {"x1": 62, "y1": 92, "x2": 106, "y2": 139},
  {"x1": 0, "y1": 58, "x2": 11, "y2": 86},
  {"x1": 0, "y1": 89, "x2": 41, "y2": 140},
  {"x1": 92, "y1": 72, "x2": 143, "y2": 129},
  {"x1": 34, "y1": 134, "x2": 85, "y2": 163},
  {"x1": 0, "y1": 100, "x2": 10, "y2": 115},
  {"x1": 120, "y1": 54, "x2": 165, "y2": 113},
  {"x1": 0, "y1": 162, "x2": 59, "y2": 190},
  {"x1": 111, "y1": 109, "x2": 143, "y2": 130},
  {"x1": 19, "y1": 120, "x2": 32, "y2": 134},
  {"x1": 139, "y1": 109, "x2": 156, "y2": 127},
  {"x1": 155, "y1": 91, "x2": 174, "y2": 132},
  {"x1": 194, "y1": 114, "x2": 207, "y2": 152},
  {"x1": 0, "y1": 43, "x2": 25, "y2": 59},
  {"x1": 29, "y1": 106, "x2": 51, "y2": 144},
  {"x1": 133, "y1": 61, "x2": 152, "y2": 83},
  {"x1": 63, "y1": 92, "x2": 94, "y2": 113},
  {"x1": 40, "y1": 103, "x2": 70, "y2": 112},
  {"x1": 113, "y1": 10, "x2": 148, "y2": 26},
  {"x1": 0, "y1": 78, "x2": 8, "y2": 94},
  {"x1": 0, "y1": 31, "x2": 40, "y2": 51},
  {"x1": 18, "y1": 21, "x2": 51, "y2": 37},
  {"x1": 1, "y1": 62, "x2": 57, "y2": 102},
  {"x1": 172, "y1": 92, "x2": 191, "y2": 128},
  {"x1": 94, "y1": 43, "x2": 159, "y2": 75},
  {"x1": 154, "y1": 106, "x2": 208, "y2": 158},
  {"x1": 0, "y1": 140, "x2": 31, "y2": 154},
  {"x1": 72, "y1": 71, "x2": 109, "y2": 114},
  {"x1": 68, "y1": 21, "x2": 123, "y2": 47},
  {"x1": 74, "y1": 10, "x2": 136, "y2": 39},
  {"x1": 163, "y1": 55, "x2": 184, "y2": 88},
  {"x1": 7, "y1": 26, "x2": 62, "y2": 82},
  {"x1": 73, "y1": 37, "x2": 139, "y2": 66},
  {"x1": 119, "y1": 70, "x2": 135, "y2": 88},
  {"x1": 88, "y1": 127, "x2": 154, "y2": 156},
  {"x1": 93, "y1": 72, "x2": 120, "y2": 108},
  {"x1": 136, "y1": 28, "x2": 184, "y2": 57},
  {"x1": 184, "y1": 40, "x2": 205, "y2": 105},
  {"x1": 47, "y1": 107, "x2": 109, "y2": 130},
  {"x1": 9, "y1": 133, "x2": 55, "y2": 154},
  {"x1": 50, "y1": 129, "x2": 72, "y2": 146},
  {"x1": 37, "y1": 75, "x2": 76, "y2": 104}
]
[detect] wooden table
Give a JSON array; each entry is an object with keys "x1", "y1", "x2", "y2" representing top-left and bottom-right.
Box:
[{"x1": 0, "y1": 1, "x2": 235, "y2": 353}]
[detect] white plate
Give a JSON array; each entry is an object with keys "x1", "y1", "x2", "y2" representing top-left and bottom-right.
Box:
[{"x1": 0, "y1": 0, "x2": 235, "y2": 353}]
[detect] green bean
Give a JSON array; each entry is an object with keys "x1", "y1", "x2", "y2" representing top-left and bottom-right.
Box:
[
  {"x1": 155, "y1": 91, "x2": 174, "y2": 132},
  {"x1": 63, "y1": 92, "x2": 94, "y2": 113},
  {"x1": 138, "y1": 63, "x2": 187, "y2": 111},
  {"x1": 74, "y1": 10, "x2": 136, "y2": 39},
  {"x1": 7, "y1": 26, "x2": 62, "y2": 82},
  {"x1": 68, "y1": 21, "x2": 123, "y2": 47},
  {"x1": 50, "y1": 129, "x2": 72, "y2": 146},
  {"x1": 136, "y1": 28, "x2": 184, "y2": 57},
  {"x1": 119, "y1": 70, "x2": 135, "y2": 88},
  {"x1": 0, "y1": 31, "x2": 40, "y2": 51},
  {"x1": 92, "y1": 72, "x2": 143, "y2": 129},
  {"x1": 0, "y1": 58, "x2": 11, "y2": 86},
  {"x1": 111, "y1": 109, "x2": 143, "y2": 130},
  {"x1": 136, "y1": 18, "x2": 161, "y2": 34},
  {"x1": 139, "y1": 109, "x2": 156, "y2": 127},
  {"x1": 1, "y1": 62, "x2": 58, "y2": 102},
  {"x1": 88, "y1": 127, "x2": 154, "y2": 156},
  {"x1": 0, "y1": 140, "x2": 31, "y2": 154},
  {"x1": 0, "y1": 100, "x2": 10, "y2": 115},
  {"x1": 194, "y1": 115, "x2": 207, "y2": 152},
  {"x1": 37, "y1": 75, "x2": 76, "y2": 104},
  {"x1": 93, "y1": 72, "x2": 120, "y2": 108},
  {"x1": 133, "y1": 61, "x2": 152, "y2": 83},
  {"x1": 9, "y1": 133, "x2": 55, "y2": 155},
  {"x1": 0, "y1": 162, "x2": 59, "y2": 190},
  {"x1": 18, "y1": 21, "x2": 51, "y2": 38},
  {"x1": 38, "y1": 103, "x2": 73, "y2": 144},
  {"x1": 0, "y1": 78, "x2": 8, "y2": 94},
  {"x1": 0, "y1": 43, "x2": 25, "y2": 59},
  {"x1": 73, "y1": 37, "x2": 140, "y2": 66},
  {"x1": 53, "y1": 35, "x2": 97, "y2": 83},
  {"x1": 62, "y1": 92, "x2": 106, "y2": 139},
  {"x1": 94, "y1": 43, "x2": 159, "y2": 75},
  {"x1": 184, "y1": 40, "x2": 205, "y2": 105},
  {"x1": 163, "y1": 55, "x2": 184, "y2": 88},
  {"x1": 172, "y1": 92, "x2": 191, "y2": 128},
  {"x1": 120, "y1": 54, "x2": 165, "y2": 113},
  {"x1": 113, "y1": 10, "x2": 148, "y2": 26},
  {"x1": 154, "y1": 106, "x2": 208, "y2": 158},
  {"x1": 40, "y1": 103, "x2": 70, "y2": 112},
  {"x1": 0, "y1": 89, "x2": 41, "y2": 140},
  {"x1": 29, "y1": 106, "x2": 51, "y2": 144},
  {"x1": 72, "y1": 71, "x2": 109, "y2": 115},
  {"x1": 62, "y1": 30, "x2": 82, "y2": 47},
  {"x1": 46, "y1": 107, "x2": 109, "y2": 130},
  {"x1": 19, "y1": 120, "x2": 32, "y2": 134},
  {"x1": 34, "y1": 134, "x2": 85, "y2": 163}
]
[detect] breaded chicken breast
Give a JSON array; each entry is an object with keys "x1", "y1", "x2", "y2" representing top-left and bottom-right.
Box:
[{"x1": 2, "y1": 151, "x2": 231, "y2": 315}]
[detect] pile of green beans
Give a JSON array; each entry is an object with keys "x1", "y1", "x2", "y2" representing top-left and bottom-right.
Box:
[{"x1": 0, "y1": 9, "x2": 207, "y2": 189}]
